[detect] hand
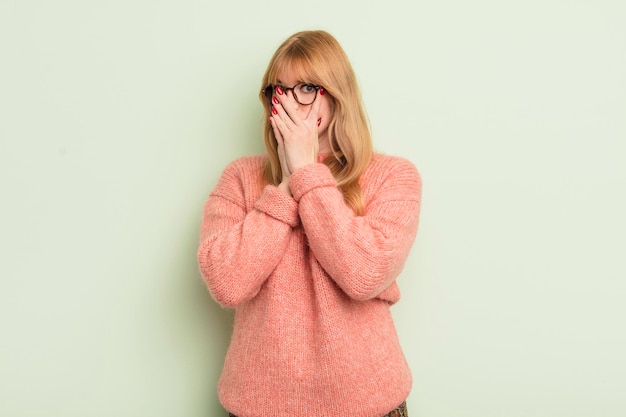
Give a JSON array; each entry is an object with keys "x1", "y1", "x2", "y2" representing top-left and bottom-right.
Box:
[
  {"x1": 276, "y1": 138, "x2": 292, "y2": 196},
  {"x1": 269, "y1": 87, "x2": 323, "y2": 175}
]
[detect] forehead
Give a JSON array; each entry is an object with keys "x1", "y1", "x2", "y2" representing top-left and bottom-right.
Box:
[
  {"x1": 271, "y1": 57, "x2": 313, "y2": 85},
  {"x1": 276, "y1": 72, "x2": 304, "y2": 85}
]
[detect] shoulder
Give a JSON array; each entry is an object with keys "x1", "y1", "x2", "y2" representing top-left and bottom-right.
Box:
[
  {"x1": 359, "y1": 153, "x2": 422, "y2": 204},
  {"x1": 215, "y1": 154, "x2": 267, "y2": 184},
  {"x1": 363, "y1": 153, "x2": 421, "y2": 183},
  {"x1": 222, "y1": 154, "x2": 266, "y2": 175},
  {"x1": 211, "y1": 154, "x2": 267, "y2": 199}
]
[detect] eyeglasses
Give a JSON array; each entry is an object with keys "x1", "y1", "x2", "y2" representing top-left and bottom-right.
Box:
[{"x1": 262, "y1": 83, "x2": 322, "y2": 106}]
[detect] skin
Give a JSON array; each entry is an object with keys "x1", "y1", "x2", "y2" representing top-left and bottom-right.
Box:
[{"x1": 268, "y1": 70, "x2": 332, "y2": 196}]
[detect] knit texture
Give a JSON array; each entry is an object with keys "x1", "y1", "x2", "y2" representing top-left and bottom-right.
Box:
[{"x1": 197, "y1": 153, "x2": 422, "y2": 417}]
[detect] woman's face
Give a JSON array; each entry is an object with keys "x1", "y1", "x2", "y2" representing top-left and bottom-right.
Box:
[{"x1": 274, "y1": 69, "x2": 333, "y2": 152}]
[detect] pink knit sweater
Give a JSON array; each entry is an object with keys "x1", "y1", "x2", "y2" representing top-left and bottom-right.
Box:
[{"x1": 197, "y1": 153, "x2": 422, "y2": 417}]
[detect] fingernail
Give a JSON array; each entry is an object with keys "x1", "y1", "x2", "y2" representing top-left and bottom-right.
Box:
[
  {"x1": 276, "y1": 86, "x2": 284, "y2": 95},
  {"x1": 272, "y1": 96, "x2": 279, "y2": 105},
  {"x1": 320, "y1": 88, "x2": 325, "y2": 96},
  {"x1": 271, "y1": 106, "x2": 278, "y2": 115},
  {"x1": 317, "y1": 118, "x2": 321, "y2": 126}
]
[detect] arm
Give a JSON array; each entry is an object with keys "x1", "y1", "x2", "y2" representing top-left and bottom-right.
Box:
[
  {"x1": 197, "y1": 159, "x2": 299, "y2": 308},
  {"x1": 289, "y1": 157, "x2": 421, "y2": 301}
]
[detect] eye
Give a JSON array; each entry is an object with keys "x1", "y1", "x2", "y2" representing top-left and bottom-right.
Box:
[{"x1": 297, "y1": 83, "x2": 317, "y2": 94}]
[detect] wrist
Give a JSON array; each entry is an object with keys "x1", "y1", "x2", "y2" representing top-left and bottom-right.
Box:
[{"x1": 278, "y1": 180, "x2": 292, "y2": 196}]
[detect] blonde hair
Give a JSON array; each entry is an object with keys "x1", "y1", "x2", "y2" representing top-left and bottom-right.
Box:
[{"x1": 259, "y1": 30, "x2": 373, "y2": 215}]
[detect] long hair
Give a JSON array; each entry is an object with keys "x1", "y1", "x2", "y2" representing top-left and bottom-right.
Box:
[{"x1": 259, "y1": 30, "x2": 373, "y2": 215}]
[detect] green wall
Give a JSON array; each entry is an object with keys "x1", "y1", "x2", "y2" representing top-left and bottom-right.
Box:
[{"x1": 1, "y1": 0, "x2": 625, "y2": 416}]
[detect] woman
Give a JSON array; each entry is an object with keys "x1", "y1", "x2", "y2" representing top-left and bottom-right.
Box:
[{"x1": 197, "y1": 30, "x2": 421, "y2": 417}]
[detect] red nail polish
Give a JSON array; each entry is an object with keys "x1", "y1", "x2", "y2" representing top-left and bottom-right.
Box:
[
  {"x1": 317, "y1": 118, "x2": 321, "y2": 126},
  {"x1": 320, "y1": 88, "x2": 325, "y2": 96},
  {"x1": 272, "y1": 106, "x2": 278, "y2": 115},
  {"x1": 276, "y1": 86, "x2": 284, "y2": 95},
  {"x1": 272, "y1": 96, "x2": 279, "y2": 105}
]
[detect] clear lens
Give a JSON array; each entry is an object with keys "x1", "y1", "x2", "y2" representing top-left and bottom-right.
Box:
[
  {"x1": 294, "y1": 83, "x2": 317, "y2": 105},
  {"x1": 263, "y1": 83, "x2": 319, "y2": 105}
]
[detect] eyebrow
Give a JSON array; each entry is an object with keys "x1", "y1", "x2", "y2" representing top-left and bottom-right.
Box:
[{"x1": 275, "y1": 79, "x2": 306, "y2": 86}]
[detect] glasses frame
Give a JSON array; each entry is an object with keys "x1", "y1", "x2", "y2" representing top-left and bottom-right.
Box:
[{"x1": 262, "y1": 83, "x2": 322, "y2": 106}]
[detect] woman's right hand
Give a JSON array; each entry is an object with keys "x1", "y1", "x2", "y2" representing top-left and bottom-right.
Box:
[
  {"x1": 272, "y1": 108, "x2": 293, "y2": 196},
  {"x1": 277, "y1": 139, "x2": 292, "y2": 195}
]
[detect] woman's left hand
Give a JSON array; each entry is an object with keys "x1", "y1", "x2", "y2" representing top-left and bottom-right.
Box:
[{"x1": 269, "y1": 88, "x2": 323, "y2": 174}]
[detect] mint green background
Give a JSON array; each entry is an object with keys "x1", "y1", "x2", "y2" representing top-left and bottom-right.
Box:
[{"x1": 1, "y1": 1, "x2": 625, "y2": 416}]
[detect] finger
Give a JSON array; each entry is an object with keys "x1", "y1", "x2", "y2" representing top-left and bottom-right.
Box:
[
  {"x1": 273, "y1": 124, "x2": 290, "y2": 178},
  {"x1": 272, "y1": 104, "x2": 294, "y2": 135},
  {"x1": 277, "y1": 140, "x2": 290, "y2": 178},
  {"x1": 271, "y1": 96, "x2": 290, "y2": 126},
  {"x1": 269, "y1": 116, "x2": 285, "y2": 145},
  {"x1": 274, "y1": 91, "x2": 301, "y2": 125},
  {"x1": 272, "y1": 101, "x2": 295, "y2": 131}
]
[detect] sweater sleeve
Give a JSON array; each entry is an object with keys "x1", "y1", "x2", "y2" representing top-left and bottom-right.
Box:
[
  {"x1": 289, "y1": 157, "x2": 421, "y2": 301},
  {"x1": 197, "y1": 159, "x2": 299, "y2": 308}
]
